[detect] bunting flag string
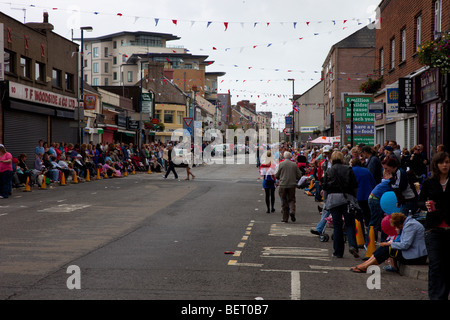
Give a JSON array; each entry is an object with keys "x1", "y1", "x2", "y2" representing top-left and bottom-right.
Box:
[{"x1": 0, "y1": 1, "x2": 373, "y2": 30}]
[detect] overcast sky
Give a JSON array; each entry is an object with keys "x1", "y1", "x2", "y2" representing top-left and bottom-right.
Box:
[{"x1": 1, "y1": 0, "x2": 381, "y2": 127}]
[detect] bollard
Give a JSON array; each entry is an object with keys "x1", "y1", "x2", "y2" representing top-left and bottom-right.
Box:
[
  {"x1": 24, "y1": 176, "x2": 31, "y2": 192},
  {"x1": 355, "y1": 219, "x2": 365, "y2": 246},
  {"x1": 366, "y1": 226, "x2": 376, "y2": 257},
  {"x1": 72, "y1": 171, "x2": 78, "y2": 184},
  {"x1": 60, "y1": 173, "x2": 66, "y2": 186}
]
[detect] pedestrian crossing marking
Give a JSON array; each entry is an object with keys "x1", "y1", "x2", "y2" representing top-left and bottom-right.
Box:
[
  {"x1": 269, "y1": 223, "x2": 317, "y2": 237},
  {"x1": 261, "y1": 247, "x2": 330, "y2": 261},
  {"x1": 38, "y1": 204, "x2": 91, "y2": 213}
]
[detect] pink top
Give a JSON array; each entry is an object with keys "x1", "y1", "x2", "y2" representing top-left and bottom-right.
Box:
[{"x1": 0, "y1": 152, "x2": 13, "y2": 172}]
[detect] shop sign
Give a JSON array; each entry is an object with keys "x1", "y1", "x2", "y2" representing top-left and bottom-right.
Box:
[
  {"x1": 127, "y1": 118, "x2": 140, "y2": 130},
  {"x1": 421, "y1": 70, "x2": 439, "y2": 103},
  {"x1": 386, "y1": 86, "x2": 400, "y2": 118},
  {"x1": 9, "y1": 81, "x2": 77, "y2": 110},
  {"x1": 399, "y1": 78, "x2": 416, "y2": 113},
  {"x1": 343, "y1": 94, "x2": 375, "y2": 146},
  {"x1": 84, "y1": 94, "x2": 97, "y2": 110}
]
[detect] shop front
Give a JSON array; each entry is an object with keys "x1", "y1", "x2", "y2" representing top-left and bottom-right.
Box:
[
  {"x1": 1, "y1": 81, "x2": 78, "y2": 167},
  {"x1": 416, "y1": 68, "x2": 444, "y2": 161}
]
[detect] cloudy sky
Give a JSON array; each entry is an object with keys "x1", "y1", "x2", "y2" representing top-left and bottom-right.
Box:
[{"x1": 1, "y1": 0, "x2": 381, "y2": 127}]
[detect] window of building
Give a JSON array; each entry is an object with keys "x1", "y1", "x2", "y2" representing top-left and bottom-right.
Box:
[
  {"x1": 105, "y1": 62, "x2": 109, "y2": 73},
  {"x1": 4, "y1": 50, "x2": 16, "y2": 74},
  {"x1": 93, "y1": 47, "x2": 99, "y2": 58},
  {"x1": 113, "y1": 56, "x2": 117, "y2": 65},
  {"x1": 65, "y1": 73, "x2": 74, "y2": 91},
  {"x1": 127, "y1": 71, "x2": 133, "y2": 82},
  {"x1": 164, "y1": 110, "x2": 174, "y2": 123},
  {"x1": 20, "y1": 56, "x2": 31, "y2": 79},
  {"x1": 35, "y1": 61, "x2": 45, "y2": 82},
  {"x1": 104, "y1": 78, "x2": 109, "y2": 86},
  {"x1": 401, "y1": 28, "x2": 406, "y2": 62},
  {"x1": 177, "y1": 111, "x2": 184, "y2": 124},
  {"x1": 93, "y1": 62, "x2": 99, "y2": 73},
  {"x1": 113, "y1": 72, "x2": 118, "y2": 80},
  {"x1": 104, "y1": 47, "x2": 109, "y2": 58},
  {"x1": 416, "y1": 15, "x2": 422, "y2": 51},
  {"x1": 84, "y1": 59, "x2": 88, "y2": 68},
  {"x1": 434, "y1": 0, "x2": 442, "y2": 39},
  {"x1": 52, "y1": 68, "x2": 62, "y2": 87},
  {"x1": 390, "y1": 38, "x2": 395, "y2": 70},
  {"x1": 113, "y1": 41, "x2": 117, "y2": 49},
  {"x1": 93, "y1": 78, "x2": 99, "y2": 86},
  {"x1": 155, "y1": 110, "x2": 162, "y2": 121}
]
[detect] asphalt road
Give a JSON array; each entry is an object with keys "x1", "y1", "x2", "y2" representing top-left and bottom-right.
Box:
[{"x1": 0, "y1": 159, "x2": 429, "y2": 302}]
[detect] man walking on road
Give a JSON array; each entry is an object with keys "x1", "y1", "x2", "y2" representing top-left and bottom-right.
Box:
[
  {"x1": 275, "y1": 151, "x2": 302, "y2": 222},
  {"x1": 163, "y1": 144, "x2": 179, "y2": 180}
]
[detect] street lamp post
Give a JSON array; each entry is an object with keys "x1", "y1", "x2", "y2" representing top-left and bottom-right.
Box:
[
  {"x1": 288, "y1": 79, "x2": 295, "y2": 146},
  {"x1": 79, "y1": 26, "x2": 93, "y2": 144}
]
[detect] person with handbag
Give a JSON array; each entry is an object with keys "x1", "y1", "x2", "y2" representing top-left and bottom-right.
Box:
[{"x1": 322, "y1": 151, "x2": 360, "y2": 258}]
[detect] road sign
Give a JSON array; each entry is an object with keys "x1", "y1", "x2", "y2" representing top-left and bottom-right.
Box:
[{"x1": 183, "y1": 117, "x2": 194, "y2": 136}]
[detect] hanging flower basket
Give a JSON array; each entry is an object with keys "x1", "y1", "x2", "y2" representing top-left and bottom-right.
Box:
[
  {"x1": 418, "y1": 34, "x2": 450, "y2": 74},
  {"x1": 359, "y1": 78, "x2": 383, "y2": 94}
]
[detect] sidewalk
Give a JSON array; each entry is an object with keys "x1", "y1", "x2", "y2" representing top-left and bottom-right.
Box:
[
  {"x1": 302, "y1": 192, "x2": 429, "y2": 282},
  {"x1": 399, "y1": 263, "x2": 428, "y2": 281}
]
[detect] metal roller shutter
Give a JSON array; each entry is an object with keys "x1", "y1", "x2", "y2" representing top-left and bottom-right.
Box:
[
  {"x1": 4, "y1": 109, "x2": 48, "y2": 167},
  {"x1": 51, "y1": 117, "x2": 78, "y2": 146},
  {"x1": 385, "y1": 123, "x2": 396, "y2": 142}
]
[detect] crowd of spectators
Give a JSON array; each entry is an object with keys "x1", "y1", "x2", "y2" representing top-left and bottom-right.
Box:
[
  {"x1": 267, "y1": 139, "x2": 448, "y2": 300},
  {"x1": 0, "y1": 139, "x2": 175, "y2": 196}
]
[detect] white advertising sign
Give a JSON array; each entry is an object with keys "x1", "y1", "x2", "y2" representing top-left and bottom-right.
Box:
[{"x1": 9, "y1": 81, "x2": 77, "y2": 110}]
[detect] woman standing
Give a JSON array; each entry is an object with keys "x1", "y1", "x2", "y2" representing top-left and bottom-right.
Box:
[
  {"x1": 259, "y1": 150, "x2": 276, "y2": 213},
  {"x1": 322, "y1": 151, "x2": 360, "y2": 258},
  {"x1": 418, "y1": 152, "x2": 450, "y2": 300},
  {"x1": 0, "y1": 144, "x2": 13, "y2": 199}
]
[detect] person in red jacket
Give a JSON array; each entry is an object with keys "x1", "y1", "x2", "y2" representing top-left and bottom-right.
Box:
[{"x1": 315, "y1": 146, "x2": 332, "y2": 202}]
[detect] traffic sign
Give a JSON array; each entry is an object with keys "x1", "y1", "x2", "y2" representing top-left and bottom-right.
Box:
[{"x1": 183, "y1": 117, "x2": 194, "y2": 137}]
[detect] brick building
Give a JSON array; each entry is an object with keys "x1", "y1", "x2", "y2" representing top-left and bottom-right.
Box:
[
  {"x1": 0, "y1": 12, "x2": 79, "y2": 166},
  {"x1": 322, "y1": 26, "x2": 376, "y2": 141},
  {"x1": 374, "y1": 0, "x2": 450, "y2": 158}
]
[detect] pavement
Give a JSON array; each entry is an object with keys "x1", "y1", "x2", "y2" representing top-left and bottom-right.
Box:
[{"x1": 300, "y1": 190, "x2": 429, "y2": 282}]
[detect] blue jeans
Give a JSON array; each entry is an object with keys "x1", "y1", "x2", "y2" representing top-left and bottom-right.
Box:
[
  {"x1": 316, "y1": 208, "x2": 330, "y2": 233},
  {"x1": 368, "y1": 198, "x2": 385, "y2": 243},
  {"x1": 330, "y1": 204, "x2": 357, "y2": 257}
]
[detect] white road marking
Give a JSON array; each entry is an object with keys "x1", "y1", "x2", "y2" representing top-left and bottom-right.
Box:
[
  {"x1": 38, "y1": 204, "x2": 91, "y2": 213},
  {"x1": 309, "y1": 265, "x2": 351, "y2": 271},
  {"x1": 261, "y1": 247, "x2": 330, "y2": 261},
  {"x1": 261, "y1": 269, "x2": 327, "y2": 300},
  {"x1": 291, "y1": 271, "x2": 301, "y2": 300},
  {"x1": 269, "y1": 223, "x2": 317, "y2": 237}
]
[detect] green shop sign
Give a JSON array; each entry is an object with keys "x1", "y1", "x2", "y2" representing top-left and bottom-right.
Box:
[{"x1": 343, "y1": 94, "x2": 375, "y2": 146}]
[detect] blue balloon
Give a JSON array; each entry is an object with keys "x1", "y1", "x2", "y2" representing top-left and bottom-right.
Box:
[{"x1": 380, "y1": 191, "x2": 399, "y2": 215}]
